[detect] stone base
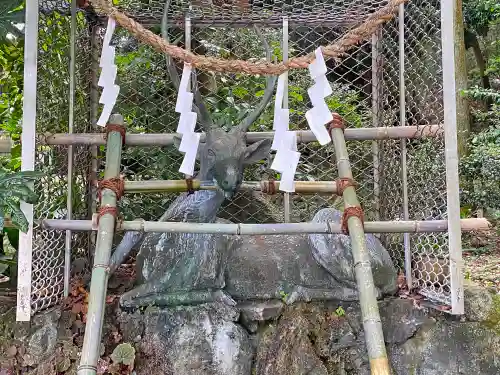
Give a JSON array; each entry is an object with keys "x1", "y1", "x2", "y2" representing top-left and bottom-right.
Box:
[{"x1": 1, "y1": 283, "x2": 499, "y2": 375}]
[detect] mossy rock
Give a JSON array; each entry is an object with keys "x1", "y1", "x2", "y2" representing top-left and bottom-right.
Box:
[{"x1": 483, "y1": 294, "x2": 500, "y2": 335}]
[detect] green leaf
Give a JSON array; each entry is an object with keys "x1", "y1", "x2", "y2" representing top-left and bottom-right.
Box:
[
  {"x1": 5, "y1": 199, "x2": 28, "y2": 233},
  {"x1": 111, "y1": 343, "x2": 136, "y2": 366},
  {"x1": 9, "y1": 184, "x2": 38, "y2": 204},
  {"x1": 4, "y1": 227, "x2": 18, "y2": 250},
  {"x1": 0, "y1": 0, "x2": 24, "y2": 42}
]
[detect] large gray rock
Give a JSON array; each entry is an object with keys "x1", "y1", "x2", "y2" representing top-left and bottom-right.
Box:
[
  {"x1": 119, "y1": 303, "x2": 253, "y2": 375},
  {"x1": 27, "y1": 307, "x2": 61, "y2": 362},
  {"x1": 390, "y1": 321, "x2": 500, "y2": 374},
  {"x1": 254, "y1": 297, "x2": 500, "y2": 375}
]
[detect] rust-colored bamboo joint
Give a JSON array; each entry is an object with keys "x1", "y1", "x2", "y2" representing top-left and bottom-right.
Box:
[
  {"x1": 327, "y1": 112, "x2": 345, "y2": 132},
  {"x1": 341, "y1": 206, "x2": 365, "y2": 234},
  {"x1": 336, "y1": 177, "x2": 357, "y2": 196},
  {"x1": 185, "y1": 178, "x2": 195, "y2": 195},
  {"x1": 261, "y1": 180, "x2": 278, "y2": 195},
  {"x1": 96, "y1": 206, "x2": 119, "y2": 225},
  {"x1": 105, "y1": 123, "x2": 126, "y2": 146},
  {"x1": 97, "y1": 176, "x2": 125, "y2": 202}
]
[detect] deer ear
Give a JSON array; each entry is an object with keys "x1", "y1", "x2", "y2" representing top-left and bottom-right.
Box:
[
  {"x1": 243, "y1": 138, "x2": 272, "y2": 165},
  {"x1": 173, "y1": 135, "x2": 204, "y2": 160}
]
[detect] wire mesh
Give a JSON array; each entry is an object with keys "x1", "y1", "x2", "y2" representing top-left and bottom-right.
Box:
[{"x1": 31, "y1": 0, "x2": 454, "y2": 314}]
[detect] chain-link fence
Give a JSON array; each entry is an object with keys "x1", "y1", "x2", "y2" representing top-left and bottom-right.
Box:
[{"x1": 30, "y1": 0, "x2": 456, "y2": 314}]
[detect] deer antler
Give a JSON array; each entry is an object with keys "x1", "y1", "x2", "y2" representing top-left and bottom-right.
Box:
[
  {"x1": 162, "y1": 0, "x2": 214, "y2": 131},
  {"x1": 235, "y1": 26, "x2": 278, "y2": 133}
]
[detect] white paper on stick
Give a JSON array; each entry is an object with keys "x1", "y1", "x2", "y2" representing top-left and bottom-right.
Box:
[
  {"x1": 305, "y1": 109, "x2": 332, "y2": 146},
  {"x1": 307, "y1": 101, "x2": 332, "y2": 125},
  {"x1": 97, "y1": 103, "x2": 113, "y2": 127},
  {"x1": 307, "y1": 76, "x2": 332, "y2": 106},
  {"x1": 271, "y1": 148, "x2": 300, "y2": 173},
  {"x1": 177, "y1": 111, "x2": 198, "y2": 135},
  {"x1": 308, "y1": 47, "x2": 327, "y2": 79},
  {"x1": 284, "y1": 130, "x2": 298, "y2": 151},
  {"x1": 100, "y1": 20, "x2": 116, "y2": 66},
  {"x1": 179, "y1": 64, "x2": 192, "y2": 93},
  {"x1": 273, "y1": 108, "x2": 289, "y2": 130},
  {"x1": 98, "y1": 64, "x2": 117, "y2": 88},
  {"x1": 175, "y1": 91, "x2": 194, "y2": 113},
  {"x1": 178, "y1": 132, "x2": 201, "y2": 175},
  {"x1": 270, "y1": 148, "x2": 287, "y2": 173},
  {"x1": 99, "y1": 84, "x2": 120, "y2": 106},
  {"x1": 271, "y1": 127, "x2": 286, "y2": 151},
  {"x1": 179, "y1": 150, "x2": 197, "y2": 175},
  {"x1": 100, "y1": 45, "x2": 116, "y2": 69},
  {"x1": 279, "y1": 171, "x2": 296, "y2": 192},
  {"x1": 275, "y1": 73, "x2": 287, "y2": 109},
  {"x1": 178, "y1": 131, "x2": 200, "y2": 153},
  {"x1": 278, "y1": 151, "x2": 300, "y2": 192}
]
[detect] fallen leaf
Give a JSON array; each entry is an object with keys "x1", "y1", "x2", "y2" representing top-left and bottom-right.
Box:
[
  {"x1": 72, "y1": 302, "x2": 83, "y2": 315},
  {"x1": 6, "y1": 345, "x2": 17, "y2": 357}
]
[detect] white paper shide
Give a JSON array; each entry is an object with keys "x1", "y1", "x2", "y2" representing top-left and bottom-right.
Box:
[
  {"x1": 97, "y1": 18, "x2": 120, "y2": 127},
  {"x1": 270, "y1": 73, "x2": 300, "y2": 193},
  {"x1": 175, "y1": 64, "x2": 200, "y2": 176},
  {"x1": 305, "y1": 47, "x2": 333, "y2": 145}
]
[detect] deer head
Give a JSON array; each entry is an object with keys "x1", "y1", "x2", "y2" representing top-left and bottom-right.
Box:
[{"x1": 163, "y1": 1, "x2": 277, "y2": 198}]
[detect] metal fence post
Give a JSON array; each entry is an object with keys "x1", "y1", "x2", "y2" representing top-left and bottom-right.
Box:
[
  {"x1": 398, "y1": 3, "x2": 412, "y2": 291},
  {"x1": 64, "y1": 0, "x2": 77, "y2": 298}
]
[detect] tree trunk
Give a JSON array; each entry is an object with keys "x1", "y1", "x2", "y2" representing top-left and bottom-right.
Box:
[
  {"x1": 464, "y1": 29, "x2": 493, "y2": 110},
  {"x1": 454, "y1": 0, "x2": 471, "y2": 157}
]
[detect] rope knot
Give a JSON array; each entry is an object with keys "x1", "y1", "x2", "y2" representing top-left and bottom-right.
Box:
[
  {"x1": 97, "y1": 176, "x2": 125, "y2": 202},
  {"x1": 341, "y1": 206, "x2": 365, "y2": 235},
  {"x1": 327, "y1": 113, "x2": 345, "y2": 132}
]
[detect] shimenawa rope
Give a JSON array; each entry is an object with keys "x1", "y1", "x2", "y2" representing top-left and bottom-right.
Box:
[{"x1": 91, "y1": 0, "x2": 408, "y2": 75}]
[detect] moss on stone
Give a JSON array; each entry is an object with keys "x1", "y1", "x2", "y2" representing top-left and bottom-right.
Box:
[{"x1": 483, "y1": 294, "x2": 500, "y2": 335}]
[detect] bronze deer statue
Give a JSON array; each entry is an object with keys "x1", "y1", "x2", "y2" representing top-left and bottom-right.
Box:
[{"x1": 110, "y1": 2, "x2": 397, "y2": 309}]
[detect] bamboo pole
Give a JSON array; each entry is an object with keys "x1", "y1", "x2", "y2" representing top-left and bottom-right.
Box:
[
  {"x1": 77, "y1": 115, "x2": 125, "y2": 375},
  {"x1": 33, "y1": 217, "x2": 489, "y2": 234},
  {"x1": 40, "y1": 124, "x2": 443, "y2": 146},
  {"x1": 124, "y1": 179, "x2": 339, "y2": 194},
  {"x1": 329, "y1": 115, "x2": 391, "y2": 375}
]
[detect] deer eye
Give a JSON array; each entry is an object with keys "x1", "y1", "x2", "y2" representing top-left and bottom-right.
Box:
[{"x1": 207, "y1": 149, "x2": 216, "y2": 159}]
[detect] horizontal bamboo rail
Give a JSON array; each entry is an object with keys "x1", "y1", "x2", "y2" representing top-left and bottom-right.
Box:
[
  {"x1": 124, "y1": 179, "x2": 338, "y2": 194},
  {"x1": 40, "y1": 124, "x2": 443, "y2": 146},
  {"x1": 34, "y1": 217, "x2": 489, "y2": 234}
]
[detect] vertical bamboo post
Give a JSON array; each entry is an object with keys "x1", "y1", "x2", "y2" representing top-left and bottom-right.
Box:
[
  {"x1": 77, "y1": 114, "x2": 125, "y2": 375},
  {"x1": 329, "y1": 114, "x2": 390, "y2": 375}
]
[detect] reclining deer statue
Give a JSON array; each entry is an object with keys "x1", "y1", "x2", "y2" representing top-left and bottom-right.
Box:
[{"x1": 109, "y1": 4, "x2": 397, "y2": 309}]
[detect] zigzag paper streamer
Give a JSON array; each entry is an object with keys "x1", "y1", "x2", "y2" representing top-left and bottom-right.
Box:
[
  {"x1": 175, "y1": 64, "x2": 199, "y2": 176},
  {"x1": 270, "y1": 73, "x2": 300, "y2": 193},
  {"x1": 97, "y1": 18, "x2": 120, "y2": 127},
  {"x1": 305, "y1": 47, "x2": 333, "y2": 145}
]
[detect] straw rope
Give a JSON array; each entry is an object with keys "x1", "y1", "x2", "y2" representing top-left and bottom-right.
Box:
[{"x1": 91, "y1": 0, "x2": 408, "y2": 75}]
